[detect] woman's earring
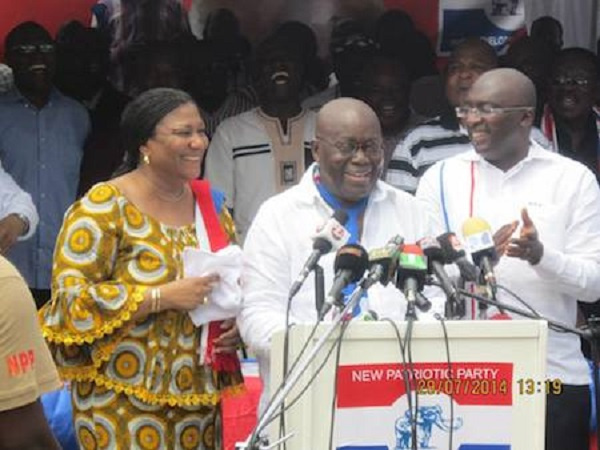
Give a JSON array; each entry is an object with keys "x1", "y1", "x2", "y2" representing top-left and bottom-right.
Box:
[{"x1": 142, "y1": 153, "x2": 150, "y2": 165}]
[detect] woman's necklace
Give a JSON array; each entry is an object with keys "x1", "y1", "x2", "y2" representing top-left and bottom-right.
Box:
[
  {"x1": 155, "y1": 185, "x2": 187, "y2": 203},
  {"x1": 141, "y1": 171, "x2": 187, "y2": 203}
]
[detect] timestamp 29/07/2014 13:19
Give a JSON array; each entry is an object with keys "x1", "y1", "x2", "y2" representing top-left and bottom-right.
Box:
[{"x1": 414, "y1": 378, "x2": 563, "y2": 396}]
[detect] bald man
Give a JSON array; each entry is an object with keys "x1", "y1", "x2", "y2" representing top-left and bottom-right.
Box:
[
  {"x1": 417, "y1": 68, "x2": 600, "y2": 450},
  {"x1": 239, "y1": 97, "x2": 437, "y2": 412},
  {"x1": 389, "y1": 38, "x2": 551, "y2": 194}
]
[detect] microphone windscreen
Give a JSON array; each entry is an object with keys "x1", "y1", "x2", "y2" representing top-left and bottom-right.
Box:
[
  {"x1": 462, "y1": 217, "x2": 492, "y2": 237},
  {"x1": 398, "y1": 244, "x2": 428, "y2": 271},
  {"x1": 461, "y1": 217, "x2": 497, "y2": 264},
  {"x1": 312, "y1": 210, "x2": 351, "y2": 253},
  {"x1": 334, "y1": 244, "x2": 369, "y2": 282},
  {"x1": 437, "y1": 232, "x2": 467, "y2": 263},
  {"x1": 418, "y1": 236, "x2": 445, "y2": 263}
]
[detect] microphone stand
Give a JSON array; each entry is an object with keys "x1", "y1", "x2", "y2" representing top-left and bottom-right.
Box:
[
  {"x1": 453, "y1": 287, "x2": 586, "y2": 336},
  {"x1": 454, "y1": 287, "x2": 600, "y2": 448},
  {"x1": 237, "y1": 284, "x2": 368, "y2": 450},
  {"x1": 314, "y1": 265, "x2": 325, "y2": 317}
]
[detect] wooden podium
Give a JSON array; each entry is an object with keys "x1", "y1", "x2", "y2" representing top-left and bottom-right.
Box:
[{"x1": 270, "y1": 320, "x2": 548, "y2": 449}]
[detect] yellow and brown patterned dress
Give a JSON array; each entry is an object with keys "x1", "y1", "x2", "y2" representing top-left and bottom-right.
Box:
[{"x1": 40, "y1": 183, "x2": 243, "y2": 450}]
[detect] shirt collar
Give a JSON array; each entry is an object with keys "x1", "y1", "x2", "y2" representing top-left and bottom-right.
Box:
[
  {"x1": 295, "y1": 162, "x2": 396, "y2": 208},
  {"x1": 3, "y1": 85, "x2": 61, "y2": 108},
  {"x1": 456, "y1": 139, "x2": 553, "y2": 166}
]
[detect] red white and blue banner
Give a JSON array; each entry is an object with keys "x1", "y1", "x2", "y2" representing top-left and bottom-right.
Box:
[
  {"x1": 384, "y1": 0, "x2": 526, "y2": 59},
  {"x1": 334, "y1": 362, "x2": 514, "y2": 450}
]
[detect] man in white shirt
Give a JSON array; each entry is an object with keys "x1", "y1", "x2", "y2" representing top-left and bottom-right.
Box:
[
  {"x1": 239, "y1": 97, "x2": 438, "y2": 414},
  {"x1": 205, "y1": 35, "x2": 316, "y2": 243},
  {"x1": 416, "y1": 68, "x2": 600, "y2": 450},
  {"x1": 0, "y1": 161, "x2": 38, "y2": 253}
]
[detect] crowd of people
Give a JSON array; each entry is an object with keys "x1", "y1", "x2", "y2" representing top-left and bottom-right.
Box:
[{"x1": 0, "y1": 3, "x2": 599, "y2": 450}]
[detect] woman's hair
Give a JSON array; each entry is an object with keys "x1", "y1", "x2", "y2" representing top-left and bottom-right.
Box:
[{"x1": 115, "y1": 87, "x2": 193, "y2": 175}]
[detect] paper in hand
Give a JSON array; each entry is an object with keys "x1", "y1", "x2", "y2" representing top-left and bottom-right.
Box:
[{"x1": 183, "y1": 245, "x2": 243, "y2": 326}]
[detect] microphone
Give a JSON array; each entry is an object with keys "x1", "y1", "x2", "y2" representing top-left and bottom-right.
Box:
[
  {"x1": 418, "y1": 236, "x2": 459, "y2": 303},
  {"x1": 363, "y1": 235, "x2": 405, "y2": 288},
  {"x1": 289, "y1": 210, "x2": 350, "y2": 299},
  {"x1": 436, "y1": 232, "x2": 480, "y2": 282},
  {"x1": 396, "y1": 244, "x2": 431, "y2": 317},
  {"x1": 462, "y1": 217, "x2": 499, "y2": 297},
  {"x1": 319, "y1": 244, "x2": 369, "y2": 320}
]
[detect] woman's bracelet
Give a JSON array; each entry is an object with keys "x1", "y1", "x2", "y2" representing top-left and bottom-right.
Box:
[{"x1": 150, "y1": 287, "x2": 161, "y2": 313}]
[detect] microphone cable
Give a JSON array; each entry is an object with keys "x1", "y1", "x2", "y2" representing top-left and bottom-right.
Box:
[
  {"x1": 496, "y1": 283, "x2": 541, "y2": 318},
  {"x1": 328, "y1": 317, "x2": 352, "y2": 450},
  {"x1": 382, "y1": 317, "x2": 416, "y2": 450},
  {"x1": 435, "y1": 313, "x2": 455, "y2": 450},
  {"x1": 258, "y1": 283, "x2": 366, "y2": 438},
  {"x1": 260, "y1": 317, "x2": 350, "y2": 430},
  {"x1": 280, "y1": 291, "x2": 295, "y2": 447},
  {"x1": 405, "y1": 316, "x2": 419, "y2": 450}
]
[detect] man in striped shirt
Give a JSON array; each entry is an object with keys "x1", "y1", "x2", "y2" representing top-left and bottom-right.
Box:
[{"x1": 386, "y1": 38, "x2": 498, "y2": 194}]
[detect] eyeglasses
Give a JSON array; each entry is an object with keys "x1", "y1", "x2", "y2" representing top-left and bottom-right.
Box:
[
  {"x1": 153, "y1": 128, "x2": 208, "y2": 141},
  {"x1": 446, "y1": 62, "x2": 492, "y2": 76},
  {"x1": 455, "y1": 105, "x2": 534, "y2": 118},
  {"x1": 551, "y1": 76, "x2": 593, "y2": 88},
  {"x1": 316, "y1": 136, "x2": 382, "y2": 157},
  {"x1": 10, "y1": 43, "x2": 55, "y2": 55}
]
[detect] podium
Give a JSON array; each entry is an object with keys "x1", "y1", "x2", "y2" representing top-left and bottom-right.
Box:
[{"x1": 270, "y1": 320, "x2": 547, "y2": 449}]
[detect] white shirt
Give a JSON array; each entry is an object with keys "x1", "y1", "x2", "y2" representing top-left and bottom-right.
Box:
[
  {"x1": 239, "y1": 164, "x2": 441, "y2": 409},
  {"x1": 205, "y1": 108, "x2": 316, "y2": 242},
  {"x1": 416, "y1": 141, "x2": 600, "y2": 385},
  {"x1": 0, "y1": 161, "x2": 37, "y2": 240},
  {"x1": 388, "y1": 118, "x2": 552, "y2": 194}
]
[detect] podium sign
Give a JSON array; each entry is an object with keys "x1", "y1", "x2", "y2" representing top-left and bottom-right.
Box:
[{"x1": 271, "y1": 320, "x2": 547, "y2": 449}]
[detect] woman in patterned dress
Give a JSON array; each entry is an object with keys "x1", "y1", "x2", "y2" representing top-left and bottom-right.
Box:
[{"x1": 40, "y1": 88, "x2": 243, "y2": 449}]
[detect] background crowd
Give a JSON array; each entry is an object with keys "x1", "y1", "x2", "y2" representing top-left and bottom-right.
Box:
[{"x1": 0, "y1": 1, "x2": 599, "y2": 449}]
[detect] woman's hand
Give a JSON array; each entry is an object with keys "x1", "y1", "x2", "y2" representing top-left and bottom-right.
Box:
[
  {"x1": 160, "y1": 274, "x2": 220, "y2": 311},
  {"x1": 213, "y1": 319, "x2": 242, "y2": 354}
]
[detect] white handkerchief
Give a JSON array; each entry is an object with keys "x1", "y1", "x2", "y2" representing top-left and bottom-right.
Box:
[{"x1": 183, "y1": 245, "x2": 243, "y2": 326}]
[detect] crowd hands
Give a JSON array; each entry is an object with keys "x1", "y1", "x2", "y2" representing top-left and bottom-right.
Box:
[{"x1": 0, "y1": 2, "x2": 599, "y2": 449}]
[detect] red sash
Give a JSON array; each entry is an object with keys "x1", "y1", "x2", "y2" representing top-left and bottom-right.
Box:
[{"x1": 190, "y1": 179, "x2": 241, "y2": 373}]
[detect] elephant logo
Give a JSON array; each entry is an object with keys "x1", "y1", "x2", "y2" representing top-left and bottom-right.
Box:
[
  {"x1": 491, "y1": 0, "x2": 520, "y2": 16},
  {"x1": 395, "y1": 404, "x2": 463, "y2": 449}
]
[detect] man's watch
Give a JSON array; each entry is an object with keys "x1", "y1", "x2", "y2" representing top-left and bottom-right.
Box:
[{"x1": 15, "y1": 213, "x2": 30, "y2": 236}]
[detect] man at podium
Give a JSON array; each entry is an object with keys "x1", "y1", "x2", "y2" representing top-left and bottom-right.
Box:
[
  {"x1": 239, "y1": 97, "x2": 438, "y2": 414},
  {"x1": 416, "y1": 68, "x2": 600, "y2": 450}
]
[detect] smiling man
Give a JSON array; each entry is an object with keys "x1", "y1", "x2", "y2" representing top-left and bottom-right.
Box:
[
  {"x1": 416, "y1": 68, "x2": 600, "y2": 450},
  {"x1": 239, "y1": 97, "x2": 437, "y2": 414},
  {"x1": 355, "y1": 52, "x2": 424, "y2": 179},
  {"x1": 0, "y1": 22, "x2": 90, "y2": 308},
  {"x1": 386, "y1": 38, "x2": 498, "y2": 194},
  {"x1": 541, "y1": 47, "x2": 600, "y2": 182},
  {"x1": 205, "y1": 35, "x2": 316, "y2": 242}
]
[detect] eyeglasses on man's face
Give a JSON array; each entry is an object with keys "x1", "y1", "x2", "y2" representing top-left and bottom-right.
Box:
[
  {"x1": 551, "y1": 76, "x2": 594, "y2": 88},
  {"x1": 455, "y1": 105, "x2": 534, "y2": 119},
  {"x1": 316, "y1": 136, "x2": 383, "y2": 158},
  {"x1": 10, "y1": 43, "x2": 55, "y2": 55}
]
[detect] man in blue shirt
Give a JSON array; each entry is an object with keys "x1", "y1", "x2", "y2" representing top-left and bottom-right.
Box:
[{"x1": 0, "y1": 22, "x2": 90, "y2": 307}]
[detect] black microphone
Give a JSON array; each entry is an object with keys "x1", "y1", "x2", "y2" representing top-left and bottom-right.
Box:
[
  {"x1": 319, "y1": 243, "x2": 369, "y2": 320},
  {"x1": 418, "y1": 236, "x2": 460, "y2": 304},
  {"x1": 436, "y1": 232, "x2": 480, "y2": 282},
  {"x1": 396, "y1": 244, "x2": 431, "y2": 317},
  {"x1": 462, "y1": 217, "x2": 499, "y2": 297},
  {"x1": 289, "y1": 210, "x2": 350, "y2": 299},
  {"x1": 363, "y1": 235, "x2": 404, "y2": 288}
]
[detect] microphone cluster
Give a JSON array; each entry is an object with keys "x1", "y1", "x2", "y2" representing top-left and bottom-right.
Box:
[{"x1": 292, "y1": 210, "x2": 502, "y2": 320}]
